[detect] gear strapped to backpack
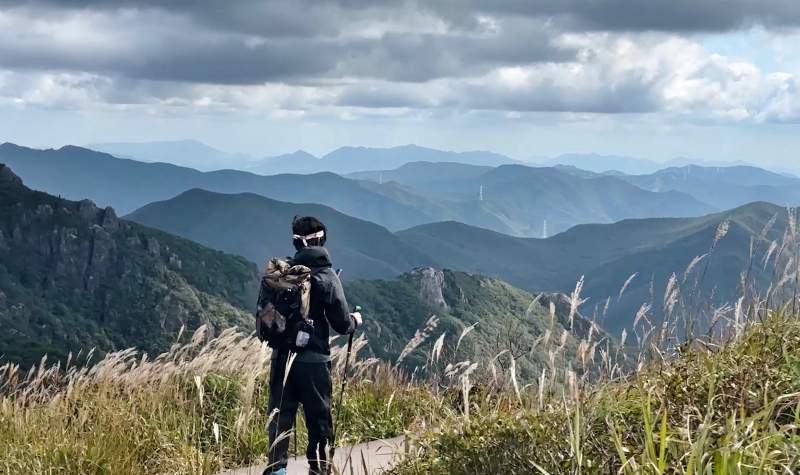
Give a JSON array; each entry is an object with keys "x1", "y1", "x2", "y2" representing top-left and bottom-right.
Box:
[{"x1": 256, "y1": 257, "x2": 320, "y2": 351}]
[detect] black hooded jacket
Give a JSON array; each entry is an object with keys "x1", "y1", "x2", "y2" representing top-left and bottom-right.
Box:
[{"x1": 281, "y1": 246, "x2": 356, "y2": 361}]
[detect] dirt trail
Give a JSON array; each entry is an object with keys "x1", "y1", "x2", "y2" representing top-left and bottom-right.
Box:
[{"x1": 216, "y1": 435, "x2": 413, "y2": 475}]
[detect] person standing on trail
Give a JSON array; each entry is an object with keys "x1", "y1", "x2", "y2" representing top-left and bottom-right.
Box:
[{"x1": 261, "y1": 216, "x2": 363, "y2": 475}]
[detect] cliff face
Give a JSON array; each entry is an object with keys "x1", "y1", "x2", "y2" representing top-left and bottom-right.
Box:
[
  {"x1": 410, "y1": 267, "x2": 448, "y2": 309},
  {"x1": 0, "y1": 164, "x2": 259, "y2": 369}
]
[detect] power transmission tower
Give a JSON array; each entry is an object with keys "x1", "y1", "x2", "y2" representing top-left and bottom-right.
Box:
[
  {"x1": 479, "y1": 186, "x2": 483, "y2": 201},
  {"x1": 542, "y1": 220, "x2": 547, "y2": 239},
  {"x1": 379, "y1": 173, "x2": 382, "y2": 185}
]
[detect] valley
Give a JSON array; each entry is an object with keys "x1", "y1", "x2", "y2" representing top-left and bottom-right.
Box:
[{"x1": 3, "y1": 141, "x2": 797, "y2": 369}]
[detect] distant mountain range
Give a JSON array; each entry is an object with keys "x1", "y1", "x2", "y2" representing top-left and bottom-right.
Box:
[
  {"x1": 349, "y1": 161, "x2": 717, "y2": 236},
  {"x1": 0, "y1": 143, "x2": 435, "y2": 230},
  {"x1": 620, "y1": 165, "x2": 800, "y2": 210},
  {"x1": 0, "y1": 144, "x2": 715, "y2": 238},
  {"x1": 249, "y1": 144, "x2": 520, "y2": 175},
  {"x1": 539, "y1": 153, "x2": 798, "y2": 177},
  {"x1": 83, "y1": 140, "x2": 798, "y2": 179},
  {"x1": 84, "y1": 140, "x2": 521, "y2": 174}
]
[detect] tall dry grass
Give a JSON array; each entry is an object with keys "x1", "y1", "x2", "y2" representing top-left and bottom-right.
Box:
[{"x1": 0, "y1": 328, "x2": 436, "y2": 474}]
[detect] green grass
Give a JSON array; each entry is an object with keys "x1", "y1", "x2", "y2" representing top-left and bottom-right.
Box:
[{"x1": 386, "y1": 308, "x2": 800, "y2": 475}]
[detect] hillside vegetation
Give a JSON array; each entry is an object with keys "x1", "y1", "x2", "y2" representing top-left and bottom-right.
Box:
[
  {"x1": 0, "y1": 164, "x2": 259, "y2": 369},
  {"x1": 399, "y1": 201, "x2": 790, "y2": 335},
  {"x1": 343, "y1": 268, "x2": 612, "y2": 379}
]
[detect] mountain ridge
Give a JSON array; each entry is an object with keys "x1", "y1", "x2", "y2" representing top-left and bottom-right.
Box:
[
  {"x1": 620, "y1": 165, "x2": 800, "y2": 210},
  {"x1": 540, "y1": 152, "x2": 797, "y2": 176},
  {"x1": 397, "y1": 201, "x2": 790, "y2": 335},
  {"x1": 126, "y1": 188, "x2": 440, "y2": 280}
]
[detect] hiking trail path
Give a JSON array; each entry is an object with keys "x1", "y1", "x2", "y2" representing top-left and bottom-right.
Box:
[{"x1": 215, "y1": 435, "x2": 413, "y2": 475}]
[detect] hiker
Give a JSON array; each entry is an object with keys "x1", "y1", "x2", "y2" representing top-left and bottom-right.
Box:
[{"x1": 260, "y1": 216, "x2": 362, "y2": 475}]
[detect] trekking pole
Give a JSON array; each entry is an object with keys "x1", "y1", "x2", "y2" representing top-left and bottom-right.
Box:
[{"x1": 333, "y1": 305, "x2": 359, "y2": 445}]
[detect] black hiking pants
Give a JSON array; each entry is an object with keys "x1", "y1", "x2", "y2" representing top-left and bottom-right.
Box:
[{"x1": 266, "y1": 354, "x2": 335, "y2": 475}]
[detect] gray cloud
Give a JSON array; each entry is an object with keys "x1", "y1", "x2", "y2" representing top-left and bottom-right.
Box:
[
  {"x1": 6, "y1": 0, "x2": 800, "y2": 34},
  {"x1": 2, "y1": 0, "x2": 798, "y2": 89},
  {"x1": 330, "y1": 71, "x2": 662, "y2": 114},
  {"x1": 0, "y1": 3, "x2": 573, "y2": 85},
  {"x1": 486, "y1": 0, "x2": 800, "y2": 32},
  {"x1": 454, "y1": 81, "x2": 660, "y2": 114},
  {"x1": 0, "y1": 37, "x2": 340, "y2": 85},
  {"x1": 333, "y1": 84, "x2": 438, "y2": 108}
]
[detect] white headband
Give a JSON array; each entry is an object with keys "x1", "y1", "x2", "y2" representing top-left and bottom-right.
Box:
[{"x1": 293, "y1": 230, "x2": 325, "y2": 246}]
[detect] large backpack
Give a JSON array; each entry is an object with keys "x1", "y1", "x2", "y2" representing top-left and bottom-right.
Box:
[{"x1": 255, "y1": 258, "x2": 318, "y2": 352}]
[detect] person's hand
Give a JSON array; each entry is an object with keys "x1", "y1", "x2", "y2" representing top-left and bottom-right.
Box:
[{"x1": 350, "y1": 311, "x2": 363, "y2": 327}]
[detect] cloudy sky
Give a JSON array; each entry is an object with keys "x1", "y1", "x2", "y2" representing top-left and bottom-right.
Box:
[{"x1": 1, "y1": 0, "x2": 800, "y2": 164}]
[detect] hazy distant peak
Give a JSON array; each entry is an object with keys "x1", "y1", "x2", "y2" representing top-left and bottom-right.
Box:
[
  {"x1": 285, "y1": 150, "x2": 318, "y2": 159},
  {"x1": 82, "y1": 139, "x2": 256, "y2": 172},
  {"x1": 59, "y1": 144, "x2": 107, "y2": 154},
  {"x1": 0, "y1": 142, "x2": 25, "y2": 151}
]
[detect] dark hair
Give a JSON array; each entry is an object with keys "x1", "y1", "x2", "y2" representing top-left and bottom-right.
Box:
[{"x1": 292, "y1": 215, "x2": 327, "y2": 250}]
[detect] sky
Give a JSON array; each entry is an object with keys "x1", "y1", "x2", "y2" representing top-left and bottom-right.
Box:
[{"x1": 1, "y1": 1, "x2": 800, "y2": 166}]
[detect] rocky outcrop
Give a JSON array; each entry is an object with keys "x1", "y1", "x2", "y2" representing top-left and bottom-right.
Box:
[
  {"x1": 169, "y1": 254, "x2": 183, "y2": 270},
  {"x1": 101, "y1": 206, "x2": 120, "y2": 232},
  {"x1": 0, "y1": 164, "x2": 23, "y2": 186},
  {"x1": 78, "y1": 199, "x2": 101, "y2": 222},
  {"x1": 147, "y1": 237, "x2": 160, "y2": 256},
  {"x1": 410, "y1": 267, "x2": 448, "y2": 309}
]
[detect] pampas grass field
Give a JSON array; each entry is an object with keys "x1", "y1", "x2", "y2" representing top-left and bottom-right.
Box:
[{"x1": 3, "y1": 213, "x2": 800, "y2": 474}]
